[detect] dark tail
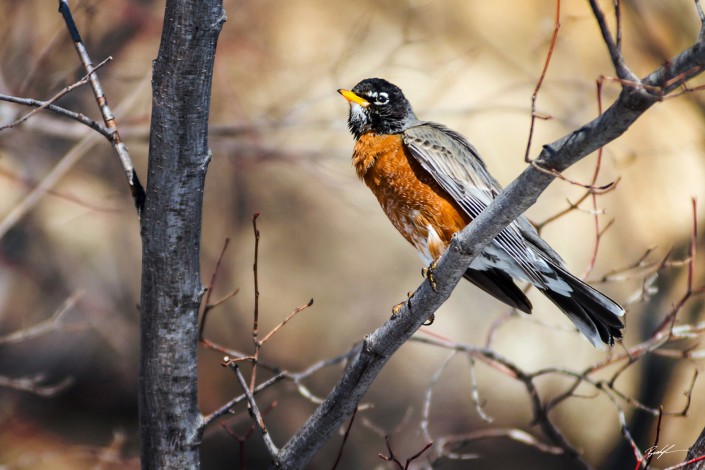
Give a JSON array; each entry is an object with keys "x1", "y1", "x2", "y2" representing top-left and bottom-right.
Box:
[
  {"x1": 539, "y1": 265, "x2": 625, "y2": 348},
  {"x1": 464, "y1": 268, "x2": 533, "y2": 315}
]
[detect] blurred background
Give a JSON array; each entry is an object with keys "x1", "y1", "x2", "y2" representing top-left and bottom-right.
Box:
[{"x1": 1, "y1": 0, "x2": 704, "y2": 468}]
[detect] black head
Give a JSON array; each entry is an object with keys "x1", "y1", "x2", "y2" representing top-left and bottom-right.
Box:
[{"x1": 338, "y1": 78, "x2": 419, "y2": 139}]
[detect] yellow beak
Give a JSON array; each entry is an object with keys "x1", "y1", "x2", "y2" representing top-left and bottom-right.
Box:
[{"x1": 338, "y1": 89, "x2": 370, "y2": 107}]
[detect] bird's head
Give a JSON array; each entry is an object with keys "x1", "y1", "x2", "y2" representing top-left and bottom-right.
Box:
[{"x1": 338, "y1": 78, "x2": 419, "y2": 139}]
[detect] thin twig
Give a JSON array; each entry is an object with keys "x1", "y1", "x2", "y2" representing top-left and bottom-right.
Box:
[
  {"x1": 582, "y1": 77, "x2": 609, "y2": 280},
  {"x1": 220, "y1": 401, "x2": 279, "y2": 470},
  {"x1": 529, "y1": 159, "x2": 618, "y2": 192},
  {"x1": 0, "y1": 57, "x2": 111, "y2": 132},
  {"x1": 57, "y1": 0, "x2": 145, "y2": 213},
  {"x1": 200, "y1": 371, "x2": 286, "y2": 431},
  {"x1": 643, "y1": 406, "x2": 664, "y2": 470},
  {"x1": 199, "y1": 238, "x2": 233, "y2": 340},
  {"x1": 378, "y1": 436, "x2": 433, "y2": 470},
  {"x1": 420, "y1": 351, "x2": 456, "y2": 444},
  {"x1": 259, "y1": 299, "x2": 314, "y2": 345},
  {"x1": 664, "y1": 455, "x2": 705, "y2": 470},
  {"x1": 411, "y1": 336, "x2": 587, "y2": 465},
  {"x1": 250, "y1": 212, "x2": 261, "y2": 392},
  {"x1": 0, "y1": 167, "x2": 121, "y2": 212},
  {"x1": 588, "y1": 0, "x2": 638, "y2": 81},
  {"x1": 0, "y1": 292, "x2": 84, "y2": 345},
  {"x1": 435, "y1": 428, "x2": 562, "y2": 462},
  {"x1": 466, "y1": 354, "x2": 493, "y2": 423},
  {"x1": 330, "y1": 407, "x2": 358, "y2": 470},
  {"x1": 697, "y1": 0, "x2": 705, "y2": 41},
  {"x1": 0, "y1": 374, "x2": 74, "y2": 396},
  {"x1": 524, "y1": 0, "x2": 561, "y2": 163},
  {"x1": 0, "y1": 74, "x2": 150, "y2": 241},
  {"x1": 227, "y1": 363, "x2": 280, "y2": 462}
]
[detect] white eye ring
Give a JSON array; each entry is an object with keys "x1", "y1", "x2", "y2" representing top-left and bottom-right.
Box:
[{"x1": 375, "y1": 92, "x2": 389, "y2": 105}]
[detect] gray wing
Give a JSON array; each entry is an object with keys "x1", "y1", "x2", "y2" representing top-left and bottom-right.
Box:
[{"x1": 402, "y1": 122, "x2": 565, "y2": 287}]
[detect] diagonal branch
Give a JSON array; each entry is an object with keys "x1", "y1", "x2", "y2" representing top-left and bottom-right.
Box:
[
  {"x1": 227, "y1": 362, "x2": 280, "y2": 463},
  {"x1": 0, "y1": 57, "x2": 111, "y2": 133},
  {"x1": 0, "y1": 93, "x2": 110, "y2": 138},
  {"x1": 273, "y1": 27, "x2": 705, "y2": 470},
  {"x1": 57, "y1": 0, "x2": 145, "y2": 214},
  {"x1": 588, "y1": 0, "x2": 638, "y2": 81}
]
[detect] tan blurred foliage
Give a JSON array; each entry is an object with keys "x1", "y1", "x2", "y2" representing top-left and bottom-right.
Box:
[{"x1": 0, "y1": 0, "x2": 704, "y2": 468}]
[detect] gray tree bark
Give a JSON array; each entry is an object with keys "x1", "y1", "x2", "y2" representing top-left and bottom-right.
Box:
[
  {"x1": 138, "y1": 1, "x2": 225, "y2": 468},
  {"x1": 686, "y1": 426, "x2": 705, "y2": 469}
]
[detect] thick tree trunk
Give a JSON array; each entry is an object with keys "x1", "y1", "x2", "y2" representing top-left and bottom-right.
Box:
[{"x1": 138, "y1": 1, "x2": 225, "y2": 468}]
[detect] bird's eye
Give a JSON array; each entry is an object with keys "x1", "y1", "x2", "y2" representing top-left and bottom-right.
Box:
[{"x1": 374, "y1": 92, "x2": 389, "y2": 105}]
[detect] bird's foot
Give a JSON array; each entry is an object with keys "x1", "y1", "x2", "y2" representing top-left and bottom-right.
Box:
[
  {"x1": 423, "y1": 313, "x2": 435, "y2": 326},
  {"x1": 421, "y1": 259, "x2": 439, "y2": 292},
  {"x1": 391, "y1": 291, "x2": 415, "y2": 317}
]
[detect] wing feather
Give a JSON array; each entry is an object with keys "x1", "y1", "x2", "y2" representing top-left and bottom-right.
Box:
[{"x1": 402, "y1": 123, "x2": 559, "y2": 287}]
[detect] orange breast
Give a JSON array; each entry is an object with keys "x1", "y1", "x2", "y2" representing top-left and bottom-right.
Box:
[{"x1": 352, "y1": 132, "x2": 470, "y2": 260}]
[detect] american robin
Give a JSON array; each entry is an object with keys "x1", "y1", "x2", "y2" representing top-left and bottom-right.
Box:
[{"x1": 338, "y1": 77, "x2": 625, "y2": 347}]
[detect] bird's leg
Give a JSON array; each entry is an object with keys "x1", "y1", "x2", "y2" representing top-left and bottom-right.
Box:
[{"x1": 421, "y1": 259, "x2": 439, "y2": 292}]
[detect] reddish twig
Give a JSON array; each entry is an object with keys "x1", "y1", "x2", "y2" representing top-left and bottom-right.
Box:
[
  {"x1": 529, "y1": 159, "x2": 618, "y2": 192},
  {"x1": 259, "y1": 299, "x2": 314, "y2": 346},
  {"x1": 331, "y1": 407, "x2": 358, "y2": 470},
  {"x1": 378, "y1": 435, "x2": 433, "y2": 470},
  {"x1": 226, "y1": 362, "x2": 280, "y2": 463},
  {"x1": 664, "y1": 455, "x2": 705, "y2": 470},
  {"x1": 583, "y1": 77, "x2": 608, "y2": 280},
  {"x1": 199, "y1": 238, "x2": 237, "y2": 340},
  {"x1": 524, "y1": 0, "x2": 561, "y2": 163},
  {"x1": 643, "y1": 406, "x2": 665, "y2": 470},
  {"x1": 250, "y1": 213, "x2": 261, "y2": 392},
  {"x1": 220, "y1": 401, "x2": 278, "y2": 470},
  {"x1": 651, "y1": 199, "x2": 701, "y2": 335}
]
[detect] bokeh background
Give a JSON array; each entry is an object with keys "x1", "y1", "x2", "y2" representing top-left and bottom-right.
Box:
[{"x1": 1, "y1": 0, "x2": 705, "y2": 468}]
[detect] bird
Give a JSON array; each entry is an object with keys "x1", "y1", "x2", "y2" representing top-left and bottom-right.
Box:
[{"x1": 338, "y1": 77, "x2": 625, "y2": 347}]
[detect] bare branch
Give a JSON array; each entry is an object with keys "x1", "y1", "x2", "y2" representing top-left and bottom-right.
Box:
[
  {"x1": 199, "y1": 371, "x2": 286, "y2": 431},
  {"x1": 199, "y1": 237, "x2": 233, "y2": 340},
  {"x1": 420, "y1": 352, "x2": 456, "y2": 445},
  {"x1": 0, "y1": 57, "x2": 111, "y2": 132},
  {"x1": 524, "y1": 0, "x2": 561, "y2": 163},
  {"x1": 58, "y1": 0, "x2": 145, "y2": 213},
  {"x1": 330, "y1": 407, "x2": 357, "y2": 470},
  {"x1": 0, "y1": 292, "x2": 84, "y2": 345},
  {"x1": 0, "y1": 374, "x2": 74, "y2": 396},
  {"x1": 227, "y1": 362, "x2": 280, "y2": 464},
  {"x1": 465, "y1": 354, "x2": 493, "y2": 423},
  {"x1": 378, "y1": 436, "x2": 432, "y2": 470},
  {"x1": 250, "y1": 212, "x2": 262, "y2": 392},
  {"x1": 588, "y1": 0, "x2": 638, "y2": 81},
  {"x1": 259, "y1": 299, "x2": 314, "y2": 346},
  {"x1": 0, "y1": 94, "x2": 110, "y2": 138}
]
